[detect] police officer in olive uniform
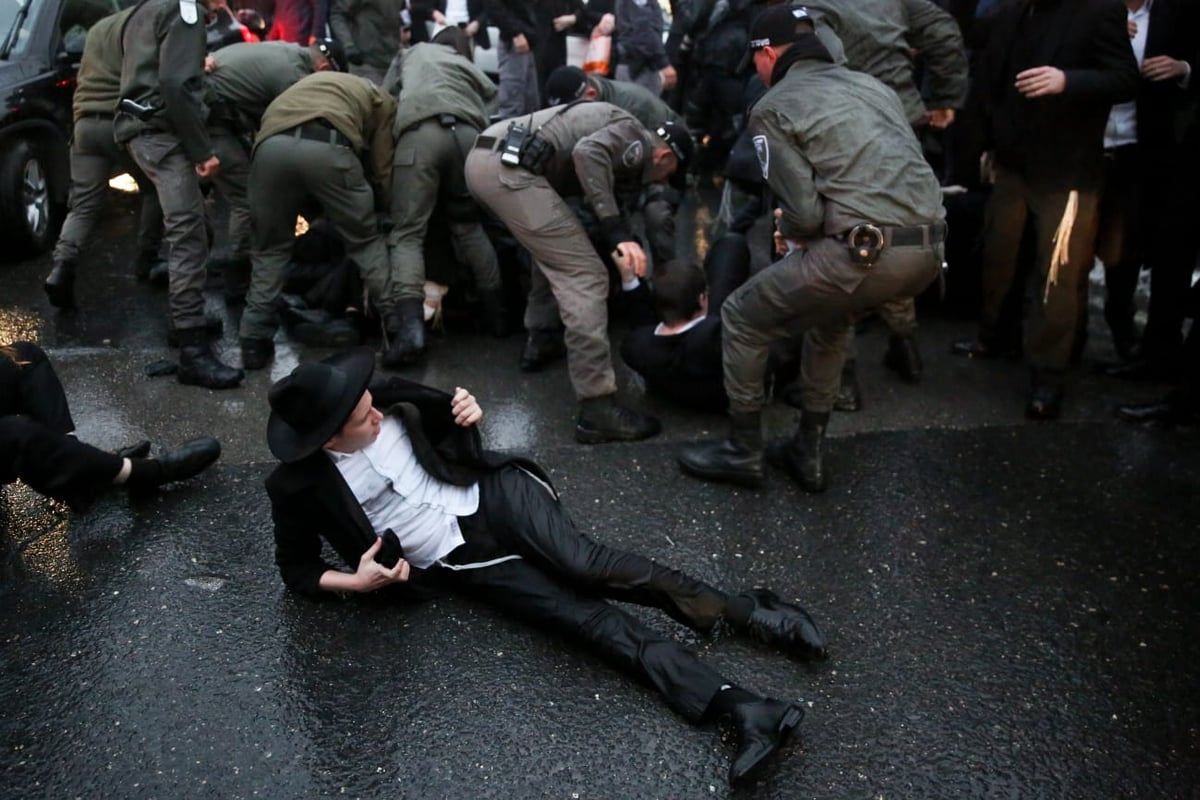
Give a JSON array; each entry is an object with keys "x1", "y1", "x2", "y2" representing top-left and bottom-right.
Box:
[
  {"x1": 677, "y1": 6, "x2": 944, "y2": 491},
  {"x1": 203, "y1": 39, "x2": 346, "y2": 307},
  {"x1": 542, "y1": 65, "x2": 687, "y2": 265},
  {"x1": 381, "y1": 29, "x2": 503, "y2": 367},
  {"x1": 465, "y1": 102, "x2": 691, "y2": 444},
  {"x1": 44, "y1": 7, "x2": 164, "y2": 310},
  {"x1": 115, "y1": 0, "x2": 244, "y2": 390},
  {"x1": 329, "y1": 0, "x2": 403, "y2": 85},
  {"x1": 803, "y1": 0, "x2": 967, "y2": 389},
  {"x1": 240, "y1": 72, "x2": 397, "y2": 370}
]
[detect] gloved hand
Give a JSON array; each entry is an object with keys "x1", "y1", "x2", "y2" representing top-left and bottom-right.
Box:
[{"x1": 346, "y1": 46, "x2": 365, "y2": 66}]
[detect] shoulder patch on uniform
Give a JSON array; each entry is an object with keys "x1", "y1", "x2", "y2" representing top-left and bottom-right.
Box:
[
  {"x1": 179, "y1": 0, "x2": 199, "y2": 24},
  {"x1": 622, "y1": 141, "x2": 644, "y2": 169},
  {"x1": 753, "y1": 135, "x2": 769, "y2": 180}
]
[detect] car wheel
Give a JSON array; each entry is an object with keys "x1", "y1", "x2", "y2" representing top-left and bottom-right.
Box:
[{"x1": 0, "y1": 137, "x2": 63, "y2": 257}]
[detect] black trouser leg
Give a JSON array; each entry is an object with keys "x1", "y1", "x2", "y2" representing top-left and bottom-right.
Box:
[
  {"x1": 0, "y1": 415, "x2": 121, "y2": 509},
  {"x1": 441, "y1": 556, "x2": 727, "y2": 722},
  {"x1": 0, "y1": 342, "x2": 75, "y2": 433},
  {"x1": 464, "y1": 466, "x2": 731, "y2": 631}
]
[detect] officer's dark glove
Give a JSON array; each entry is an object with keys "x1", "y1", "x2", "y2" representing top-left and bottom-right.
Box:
[{"x1": 346, "y1": 46, "x2": 365, "y2": 66}]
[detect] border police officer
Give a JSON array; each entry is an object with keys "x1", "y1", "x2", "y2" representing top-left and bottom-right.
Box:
[
  {"x1": 464, "y1": 102, "x2": 690, "y2": 443},
  {"x1": 115, "y1": 0, "x2": 244, "y2": 390},
  {"x1": 677, "y1": 6, "x2": 945, "y2": 491},
  {"x1": 239, "y1": 72, "x2": 397, "y2": 370},
  {"x1": 44, "y1": 6, "x2": 164, "y2": 310}
]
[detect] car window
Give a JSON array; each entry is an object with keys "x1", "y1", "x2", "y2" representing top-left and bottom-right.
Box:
[
  {"x1": 60, "y1": 0, "x2": 119, "y2": 48},
  {"x1": 1, "y1": 0, "x2": 46, "y2": 58}
]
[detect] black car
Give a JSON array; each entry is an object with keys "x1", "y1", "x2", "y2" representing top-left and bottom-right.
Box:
[{"x1": 0, "y1": 0, "x2": 249, "y2": 259}]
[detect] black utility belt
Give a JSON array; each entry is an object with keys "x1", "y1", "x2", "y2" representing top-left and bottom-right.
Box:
[
  {"x1": 288, "y1": 120, "x2": 354, "y2": 150},
  {"x1": 836, "y1": 221, "x2": 946, "y2": 267}
]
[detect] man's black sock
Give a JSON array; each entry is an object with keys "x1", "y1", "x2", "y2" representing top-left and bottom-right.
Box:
[
  {"x1": 124, "y1": 458, "x2": 166, "y2": 489},
  {"x1": 704, "y1": 684, "x2": 760, "y2": 720}
]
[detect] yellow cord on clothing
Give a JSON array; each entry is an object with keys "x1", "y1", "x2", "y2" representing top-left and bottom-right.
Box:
[{"x1": 1045, "y1": 189, "x2": 1079, "y2": 302}]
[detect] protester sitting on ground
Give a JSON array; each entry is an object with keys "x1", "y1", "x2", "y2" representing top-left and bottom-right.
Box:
[
  {"x1": 265, "y1": 348, "x2": 827, "y2": 786},
  {"x1": 619, "y1": 233, "x2": 797, "y2": 413},
  {"x1": 0, "y1": 342, "x2": 221, "y2": 513}
]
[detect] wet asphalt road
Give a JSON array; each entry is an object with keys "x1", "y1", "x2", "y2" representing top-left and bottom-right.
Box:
[{"x1": 1, "y1": 191, "x2": 1198, "y2": 799}]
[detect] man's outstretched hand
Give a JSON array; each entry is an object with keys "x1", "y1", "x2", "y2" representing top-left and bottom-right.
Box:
[{"x1": 452, "y1": 387, "x2": 483, "y2": 427}]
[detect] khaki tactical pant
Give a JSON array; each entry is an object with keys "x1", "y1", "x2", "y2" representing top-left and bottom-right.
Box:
[
  {"x1": 465, "y1": 148, "x2": 617, "y2": 399},
  {"x1": 722, "y1": 236, "x2": 943, "y2": 414},
  {"x1": 126, "y1": 132, "x2": 209, "y2": 331},
  {"x1": 55, "y1": 116, "x2": 162, "y2": 264},
  {"x1": 390, "y1": 117, "x2": 499, "y2": 300},
  {"x1": 241, "y1": 132, "x2": 393, "y2": 341}
]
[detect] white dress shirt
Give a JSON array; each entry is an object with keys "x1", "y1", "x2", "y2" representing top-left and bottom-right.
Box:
[
  {"x1": 327, "y1": 417, "x2": 479, "y2": 569},
  {"x1": 1104, "y1": 0, "x2": 1152, "y2": 149}
]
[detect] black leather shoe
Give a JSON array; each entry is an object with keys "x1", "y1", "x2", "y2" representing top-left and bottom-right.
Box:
[
  {"x1": 1025, "y1": 385, "x2": 1062, "y2": 420},
  {"x1": 383, "y1": 299, "x2": 427, "y2": 368},
  {"x1": 575, "y1": 396, "x2": 661, "y2": 444},
  {"x1": 289, "y1": 312, "x2": 362, "y2": 347},
  {"x1": 833, "y1": 359, "x2": 862, "y2": 412},
  {"x1": 736, "y1": 588, "x2": 827, "y2": 660},
  {"x1": 519, "y1": 327, "x2": 567, "y2": 372},
  {"x1": 114, "y1": 440, "x2": 152, "y2": 460},
  {"x1": 1102, "y1": 358, "x2": 1173, "y2": 382},
  {"x1": 1116, "y1": 397, "x2": 1197, "y2": 425},
  {"x1": 240, "y1": 337, "x2": 275, "y2": 370},
  {"x1": 156, "y1": 437, "x2": 221, "y2": 484},
  {"x1": 728, "y1": 698, "x2": 805, "y2": 786},
  {"x1": 676, "y1": 412, "x2": 764, "y2": 487},
  {"x1": 884, "y1": 335, "x2": 923, "y2": 382},
  {"x1": 950, "y1": 338, "x2": 1020, "y2": 360},
  {"x1": 177, "y1": 329, "x2": 244, "y2": 390},
  {"x1": 44, "y1": 260, "x2": 77, "y2": 309},
  {"x1": 765, "y1": 412, "x2": 828, "y2": 493}
]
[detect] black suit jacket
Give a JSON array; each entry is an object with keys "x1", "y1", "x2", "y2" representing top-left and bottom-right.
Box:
[
  {"x1": 1136, "y1": 0, "x2": 1198, "y2": 165},
  {"x1": 266, "y1": 376, "x2": 549, "y2": 597},
  {"x1": 975, "y1": 0, "x2": 1139, "y2": 190}
]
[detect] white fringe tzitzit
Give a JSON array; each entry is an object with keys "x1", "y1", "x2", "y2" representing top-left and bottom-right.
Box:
[{"x1": 1045, "y1": 189, "x2": 1079, "y2": 302}]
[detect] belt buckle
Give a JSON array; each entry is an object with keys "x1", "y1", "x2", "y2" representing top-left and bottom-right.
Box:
[{"x1": 847, "y1": 223, "x2": 884, "y2": 268}]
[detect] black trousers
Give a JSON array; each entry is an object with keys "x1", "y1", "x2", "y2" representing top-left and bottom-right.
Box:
[
  {"x1": 441, "y1": 466, "x2": 732, "y2": 722},
  {"x1": 0, "y1": 342, "x2": 122, "y2": 510}
]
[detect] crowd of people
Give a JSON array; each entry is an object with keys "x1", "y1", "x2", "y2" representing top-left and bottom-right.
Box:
[{"x1": 5, "y1": 0, "x2": 1199, "y2": 786}]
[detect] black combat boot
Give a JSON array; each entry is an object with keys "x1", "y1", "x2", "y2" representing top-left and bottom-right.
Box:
[
  {"x1": 884, "y1": 334, "x2": 923, "y2": 382},
  {"x1": 240, "y1": 337, "x2": 275, "y2": 370},
  {"x1": 765, "y1": 410, "x2": 829, "y2": 493},
  {"x1": 167, "y1": 314, "x2": 224, "y2": 348},
  {"x1": 176, "y1": 328, "x2": 244, "y2": 390},
  {"x1": 478, "y1": 288, "x2": 508, "y2": 337},
  {"x1": 575, "y1": 395, "x2": 662, "y2": 444},
  {"x1": 676, "y1": 412, "x2": 764, "y2": 487},
  {"x1": 44, "y1": 259, "x2": 77, "y2": 309},
  {"x1": 519, "y1": 327, "x2": 567, "y2": 371},
  {"x1": 383, "y1": 298, "x2": 427, "y2": 368},
  {"x1": 833, "y1": 359, "x2": 862, "y2": 412},
  {"x1": 222, "y1": 256, "x2": 252, "y2": 306}
]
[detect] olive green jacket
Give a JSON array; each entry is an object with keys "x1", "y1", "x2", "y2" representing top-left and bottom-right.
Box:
[
  {"x1": 114, "y1": 0, "x2": 212, "y2": 164},
  {"x1": 205, "y1": 42, "x2": 316, "y2": 135},
  {"x1": 748, "y1": 59, "x2": 944, "y2": 239},
  {"x1": 387, "y1": 43, "x2": 496, "y2": 137},
  {"x1": 256, "y1": 72, "x2": 398, "y2": 202},
  {"x1": 72, "y1": 8, "x2": 132, "y2": 122},
  {"x1": 588, "y1": 74, "x2": 685, "y2": 131}
]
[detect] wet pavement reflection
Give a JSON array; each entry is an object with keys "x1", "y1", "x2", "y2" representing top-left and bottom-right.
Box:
[{"x1": 1, "y1": 190, "x2": 1197, "y2": 798}]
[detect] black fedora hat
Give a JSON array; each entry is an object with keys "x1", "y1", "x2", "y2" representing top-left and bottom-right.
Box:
[{"x1": 267, "y1": 347, "x2": 376, "y2": 463}]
